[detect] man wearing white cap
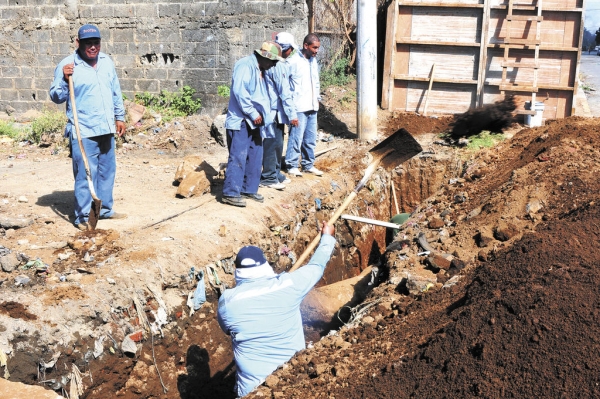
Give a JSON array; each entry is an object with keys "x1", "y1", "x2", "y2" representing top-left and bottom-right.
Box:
[
  {"x1": 217, "y1": 221, "x2": 336, "y2": 397},
  {"x1": 260, "y1": 32, "x2": 300, "y2": 190}
]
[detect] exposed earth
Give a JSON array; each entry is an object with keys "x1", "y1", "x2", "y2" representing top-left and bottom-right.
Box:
[{"x1": 1, "y1": 86, "x2": 600, "y2": 399}]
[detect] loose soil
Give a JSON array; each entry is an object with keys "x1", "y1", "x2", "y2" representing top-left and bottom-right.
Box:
[{"x1": 1, "y1": 88, "x2": 599, "y2": 399}]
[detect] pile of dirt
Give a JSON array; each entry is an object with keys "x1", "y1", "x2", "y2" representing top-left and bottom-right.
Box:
[{"x1": 244, "y1": 117, "x2": 600, "y2": 398}]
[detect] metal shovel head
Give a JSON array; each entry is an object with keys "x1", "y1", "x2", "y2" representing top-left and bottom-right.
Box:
[
  {"x1": 88, "y1": 197, "x2": 102, "y2": 230},
  {"x1": 369, "y1": 128, "x2": 423, "y2": 169}
]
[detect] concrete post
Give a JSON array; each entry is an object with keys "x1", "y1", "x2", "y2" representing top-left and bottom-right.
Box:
[{"x1": 357, "y1": 0, "x2": 378, "y2": 141}]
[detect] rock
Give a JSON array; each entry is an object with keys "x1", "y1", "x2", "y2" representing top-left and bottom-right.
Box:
[
  {"x1": 5, "y1": 105, "x2": 15, "y2": 115},
  {"x1": 526, "y1": 199, "x2": 544, "y2": 216},
  {"x1": 0, "y1": 377, "x2": 65, "y2": 398},
  {"x1": 0, "y1": 217, "x2": 33, "y2": 229},
  {"x1": 17, "y1": 196, "x2": 28, "y2": 203},
  {"x1": 174, "y1": 155, "x2": 205, "y2": 183},
  {"x1": 314, "y1": 363, "x2": 331, "y2": 376},
  {"x1": 428, "y1": 216, "x2": 445, "y2": 229},
  {"x1": 124, "y1": 100, "x2": 146, "y2": 126},
  {"x1": 210, "y1": 114, "x2": 227, "y2": 146},
  {"x1": 264, "y1": 375, "x2": 279, "y2": 388},
  {"x1": 121, "y1": 335, "x2": 138, "y2": 355},
  {"x1": 478, "y1": 250, "x2": 488, "y2": 262},
  {"x1": 494, "y1": 222, "x2": 519, "y2": 242},
  {"x1": 14, "y1": 275, "x2": 30, "y2": 285},
  {"x1": 427, "y1": 253, "x2": 452, "y2": 271},
  {"x1": 0, "y1": 252, "x2": 20, "y2": 272},
  {"x1": 475, "y1": 232, "x2": 494, "y2": 247},
  {"x1": 467, "y1": 206, "x2": 482, "y2": 219},
  {"x1": 403, "y1": 270, "x2": 438, "y2": 295},
  {"x1": 176, "y1": 170, "x2": 212, "y2": 198}
]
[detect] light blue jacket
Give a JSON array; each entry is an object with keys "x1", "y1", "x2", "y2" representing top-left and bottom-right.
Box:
[
  {"x1": 49, "y1": 51, "x2": 125, "y2": 139},
  {"x1": 287, "y1": 50, "x2": 321, "y2": 113},
  {"x1": 265, "y1": 58, "x2": 297, "y2": 125},
  {"x1": 225, "y1": 54, "x2": 273, "y2": 137},
  {"x1": 217, "y1": 234, "x2": 336, "y2": 397}
]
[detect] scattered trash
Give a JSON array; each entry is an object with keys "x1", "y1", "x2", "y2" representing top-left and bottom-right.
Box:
[
  {"x1": 280, "y1": 245, "x2": 291, "y2": 256},
  {"x1": 417, "y1": 251, "x2": 431, "y2": 256},
  {"x1": 83, "y1": 252, "x2": 93, "y2": 262},
  {"x1": 77, "y1": 268, "x2": 94, "y2": 274},
  {"x1": 106, "y1": 277, "x2": 116, "y2": 284},
  {"x1": 161, "y1": 236, "x2": 175, "y2": 241},
  {"x1": 60, "y1": 275, "x2": 66, "y2": 282},
  {"x1": 39, "y1": 351, "x2": 61, "y2": 370},
  {"x1": 69, "y1": 364, "x2": 85, "y2": 399},
  {"x1": 314, "y1": 198, "x2": 322, "y2": 210},
  {"x1": 93, "y1": 336, "x2": 105, "y2": 358},
  {"x1": 121, "y1": 335, "x2": 138, "y2": 356},
  {"x1": 14, "y1": 275, "x2": 30, "y2": 286},
  {"x1": 219, "y1": 225, "x2": 227, "y2": 237},
  {"x1": 192, "y1": 271, "x2": 206, "y2": 311},
  {"x1": 0, "y1": 349, "x2": 9, "y2": 379},
  {"x1": 330, "y1": 180, "x2": 341, "y2": 191},
  {"x1": 281, "y1": 203, "x2": 291, "y2": 209}
]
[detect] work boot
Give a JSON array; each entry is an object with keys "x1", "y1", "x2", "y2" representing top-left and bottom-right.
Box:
[
  {"x1": 101, "y1": 212, "x2": 128, "y2": 220},
  {"x1": 241, "y1": 193, "x2": 264, "y2": 203},
  {"x1": 222, "y1": 196, "x2": 247, "y2": 207},
  {"x1": 260, "y1": 182, "x2": 286, "y2": 190},
  {"x1": 287, "y1": 168, "x2": 303, "y2": 177},
  {"x1": 304, "y1": 167, "x2": 323, "y2": 176},
  {"x1": 75, "y1": 222, "x2": 90, "y2": 231}
]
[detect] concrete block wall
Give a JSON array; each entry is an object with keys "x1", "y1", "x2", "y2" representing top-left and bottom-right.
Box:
[{"x1": 0, "y1": 0, "x2": 308, "y2": 116}]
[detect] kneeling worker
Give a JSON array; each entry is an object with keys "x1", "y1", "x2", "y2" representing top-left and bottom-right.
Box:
[{"x1": 217, "y1": 221, "x2": 336, "y2": 397}]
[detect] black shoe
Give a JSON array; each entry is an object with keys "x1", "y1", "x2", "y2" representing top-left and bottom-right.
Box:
[
  {"x1": 241, "y1": 193, "x2": 264, "y2": 203},
  {"x1": 222, "y1": 196, "x2": 247, "y2": 207}
]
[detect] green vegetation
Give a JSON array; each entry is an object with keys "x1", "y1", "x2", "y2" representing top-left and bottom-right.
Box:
[
  {"x1": 0, "y1": 120, "x2": 25, "y2": 141},
  {"x1": 320, "y1": 57, "x2": 354, "y2": 89},
  {"x1": 30, "y1": 109, "x2": 67, "y2": 144},
  {"x1": 466, "y1": 131, "x2": 505, "y2": 151},
  {"x1": 217, "y1": 85, "x2": 230, "y2": 98},
  {"x1": 338, "y1": 90, "x2": 356, "y2": 108},
  {"x1": 135, "y1": 86, "x2": 202, "y2": 121}
]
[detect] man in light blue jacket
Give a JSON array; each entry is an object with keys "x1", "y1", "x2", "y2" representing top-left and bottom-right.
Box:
[
  {"x1": 260, "y1": 32, "x2": 299, "y2": 190},
  {"x1": 49, "y1": 24, "x2": 127, "y2": 230},
  {"x1": 218, "y1": 222, "x2": 336, "y2": 397},
  {"x1": 222, "y1": 41, "x2": 283, "y2": 207}
]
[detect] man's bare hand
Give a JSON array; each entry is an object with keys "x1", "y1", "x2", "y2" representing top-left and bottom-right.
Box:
[
  {"x1": 116, "y1": 121, "x2": 126, "y2": 137},
  {"x1": 253, "y1": 115, "x2": 263, "y2": 126},
  {"x1": 290, "y1": 119, "x2": 299, "y2": 127},
  {"x1": 321, "y1": 221, "x2": 335, "y2": 236},
  {"x1": 63, "y1": 63, "x2": 75, "y2": 80}
]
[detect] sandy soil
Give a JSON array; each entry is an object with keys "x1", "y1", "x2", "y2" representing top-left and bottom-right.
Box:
[{"x1": 2, "y1": 87, "x2": 599, "y2": 399}]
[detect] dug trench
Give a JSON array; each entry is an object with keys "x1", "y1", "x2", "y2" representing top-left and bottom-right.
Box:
[{"x1": 0, "y1": 112, "x2": 464, "y2": 398}]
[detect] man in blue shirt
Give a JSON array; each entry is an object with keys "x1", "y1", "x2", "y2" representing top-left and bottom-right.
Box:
[
  {"x1": 49, "y1": 24, "x2": 127, "y2": 230},
  {"x1": 222, "y1": 42, "x2": 283, "y2": 207},
  {"x1": 260, "y1": 32, "x2": 299, "y2": 191},
  {"x1": 218, "y1": 221, "x2": 336, "y2": 397}
]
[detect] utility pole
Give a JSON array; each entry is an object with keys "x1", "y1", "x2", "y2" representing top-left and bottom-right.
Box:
[{"x1": 357, "y1": 0, "x2": 377, "y2": 140}]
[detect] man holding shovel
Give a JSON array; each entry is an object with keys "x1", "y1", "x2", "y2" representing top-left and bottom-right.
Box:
[
  {"x1": 49, "y1": 24, "x2": 127, "y2": 230},
  {"x1": 218, "y1": 221, "x2": 336, "y2": 397}
]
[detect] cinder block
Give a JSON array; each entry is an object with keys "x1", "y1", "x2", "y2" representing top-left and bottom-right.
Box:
[
  {"x1": 92, "y1": 5, "x2": 114, "y2": 18},
  {"x1": 145, "y1": 68, "x2": 168, "y2": 80},
  {"x1": 135, "y1": 79, "x2": 160, "y2": 93},
  {"x1": 134, "y1": 3, "x2": 157, "y2": 18},
  {"x1": 120, "y1": 67, "x2": 144, "y2": 79},
  {"x1": 110, "y1": 43, "x2": 128, "y2": 55},
  {"x1": 158, "y1": 4, "x2": 180, "y2": 17},
  {"x1": 0, "y1": 88, "x2": 19, "y2": 100},
  {"x1": 78, "y1": 6, "x2": 92, "y2": 18},
  {"x1": 1, "y1": 67, "x2": 20, "y2": 78}
]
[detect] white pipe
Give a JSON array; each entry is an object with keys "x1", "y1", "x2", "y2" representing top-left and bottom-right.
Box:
[
  {"x1": 357, "y1": 0, "x2": 378, "y2": 141},
  {"x1": 341, "y1": 214, "x2": 401, "y2": 229}
]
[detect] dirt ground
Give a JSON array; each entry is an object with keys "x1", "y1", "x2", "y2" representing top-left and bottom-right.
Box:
[{"x1": 1, "y1": 87, "x2": 600, "y2": 399}]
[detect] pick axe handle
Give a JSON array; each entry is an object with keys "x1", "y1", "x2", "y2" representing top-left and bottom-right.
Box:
[
  {"x1": 69, "y1": 76, "x2": 100, "y2": 202},
  {"x1": 288, "y1": 153, "x2": 388, "y2": 272}
]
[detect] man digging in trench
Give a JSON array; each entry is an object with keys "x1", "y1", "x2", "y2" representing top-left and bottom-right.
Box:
[{"x1": 218, "y1": 221, "x2": 336, "y2": 397}]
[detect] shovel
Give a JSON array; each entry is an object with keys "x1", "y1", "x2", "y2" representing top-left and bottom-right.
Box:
[
  {"x1": 68, "y1": 76, "x2": 102, "y2": 230},
  {"x1": 289, "y1": 128, "x2": 422, "y2": 272}
]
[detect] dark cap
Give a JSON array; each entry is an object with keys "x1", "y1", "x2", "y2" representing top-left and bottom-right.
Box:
[
  {"x1": 235, "y1": 246, "x2": 268, "y2": 268},
  {"x1": 78, "y1": 24, "x2": 101, "y2": 40}
]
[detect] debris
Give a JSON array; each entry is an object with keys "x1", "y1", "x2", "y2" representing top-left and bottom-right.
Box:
[
  {"x1": 93, "y1": 336, "x2": 105, "y2": 358},
  {"x1": 0, "y1": 349, "x2": 9, "y2": 379},
  {"x1": 17, "y1": 196, "x2": 28, "y2": 203},
  {"x1": 14, "y1": 275, "x2": 30, "y2": 286},
  {"x1": 192, "y1": 270, "x2": 206, "y2": 311},
  {"x1": 0, "y1": 217, "x2": 33, "y2": 229},
  {"x1": 39, "y1": 351, "x2": 61, "y2": 370},
  {"x1": 69, "y1": 364, "x2": 84, "y2": 399},
  {"x1": 1, "y1": 252, "x2": 20, "y2": 272},
  {"x1": 121, "y1": 335, "x2": 138, "y2": 355}
]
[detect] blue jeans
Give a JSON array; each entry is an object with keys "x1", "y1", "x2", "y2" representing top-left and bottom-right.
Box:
[
  {"x1": 261, "y1": 123, "x2": 286, "y2": 185},
  {"x1": 70, "y1": 134, "x2": 116, "y2": 224},
  {"x1": 223, "y1": 121, "x2": 263, "y2": 197},
  {"x1": 284, "y1": 110, "x2": 317, "y2": 171}
]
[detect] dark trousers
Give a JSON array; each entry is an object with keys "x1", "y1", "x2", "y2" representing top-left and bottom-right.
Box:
[
  {"x1": 261, "y1": 123, "x2": 286, "y2": 185},
  {"x1": 223, "y1": 121, "x2": 263, "y2": 197}
]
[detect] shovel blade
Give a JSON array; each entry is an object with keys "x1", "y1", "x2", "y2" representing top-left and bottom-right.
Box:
[
  {"x1": 369, "y1": 128, "x2": 423, "y2": 169},
  {"x1": 88, "y1": 198, "x2": 102, "y2": 230}
]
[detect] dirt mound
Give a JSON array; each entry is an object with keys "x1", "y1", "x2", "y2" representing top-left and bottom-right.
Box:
[
  {"x1": 244, "y1": 116, "x2": 600, "y2": 398},
  {"x1": 450, "y1": 95, "x2": 517, "y2": 138}
]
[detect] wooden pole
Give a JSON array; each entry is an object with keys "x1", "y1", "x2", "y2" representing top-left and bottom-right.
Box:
[{"x1": 423, "y1": 63, "x2": 436, "y2": 116}]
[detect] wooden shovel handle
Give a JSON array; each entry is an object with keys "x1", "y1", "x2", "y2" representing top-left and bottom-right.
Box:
[{"x1": 68, "y1": 76, "x2": 100, "y2": 201}]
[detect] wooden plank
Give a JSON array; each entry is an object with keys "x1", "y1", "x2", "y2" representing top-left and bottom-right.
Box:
[
  {"x1": 506, "y1": 15, "x2": 543, "y2": 21},
  {"x1": 381, "y1": 0, "x2": 398, "y2": 109},
  {"x1": 399, "y1": 2, "x2": 483, "y2": 8},
  {"x1": 394, "y1": 74, "x2": 477, "y2": 85},
  {"x1": 501, "y1": 61, "x2": 540, "y2": 68},
  {"x1": 499, "y1": 84, "x2": 539, "y2": 92},
  {"x1": 410, "y1": 7, "x2": 481, "y2": 43},
  {"x1": 406, "y1": 81, "x2": 476, "y2": 114},
  {"x1": 392, "y1": 79, "x2": 408, "y2": 111},
  {"x1": 489, "y1": 44, "x2": 579, "y2": 51},
  {"x1": 407, "y1": 45, "x2": 479, "y2": 81},
  {"x1": 397, "y1": 40, "x2": 480, "y2": 47},
  {"x1": 477, "y1": 0, "x2": 491, "y2": 106},
  {"x1": 503, "y1": 38, "x2": 542, "y2": 45},
  {"x1": 422, "y1": 64, "x2": 436, "y2": 115}
]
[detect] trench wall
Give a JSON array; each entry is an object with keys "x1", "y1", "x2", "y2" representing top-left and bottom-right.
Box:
[{"x1": 0, "y1": 0, "x2": 308, "y2": 116}]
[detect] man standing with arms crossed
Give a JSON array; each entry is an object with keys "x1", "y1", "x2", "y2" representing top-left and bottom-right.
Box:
[
  {"x1": 260, "y1": 32, "x2": 299, "y2": 190},
  {"x1": 49, "y1": 24, "x2": 127, "y2": 230},
  {"x1": 222, "y1": 41, "x2": 283, "y2": 207},
  {"x1": 284, "y1": 33, "x2": 323, "y2": 177}
]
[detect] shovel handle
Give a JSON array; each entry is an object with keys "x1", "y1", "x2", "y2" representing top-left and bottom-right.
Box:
[{"x1": 68, "y1": 76, "x2": 100, "y2": 202}]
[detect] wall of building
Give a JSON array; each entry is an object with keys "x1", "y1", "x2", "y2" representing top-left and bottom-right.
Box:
[{"x1": 0, "y1": 0, "x2": 308, "y2": 116}]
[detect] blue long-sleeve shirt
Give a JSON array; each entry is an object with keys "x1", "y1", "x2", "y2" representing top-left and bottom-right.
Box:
[
  {"x1": 49, "y1": 51, "x2": 125, "y2": 139},
  {"x1": 265, "y1": 60, "x2": 297, "y2": 125},
  {"x1": 217, "y1": 234, "x2": 336, "y2": 397},
  {"x1": 225, "y1": 54, "x2": 273, "y2": 135}
]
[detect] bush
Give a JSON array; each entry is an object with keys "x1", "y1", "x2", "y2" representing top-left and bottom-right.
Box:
[
  {"x1": 30, "y1": 109, "x2": 67, "y2": 144},
  {"x1": 321, "y1": 57, "x2": 354, "y2": 89},
  {"x1": 135, "y1": 86, "x2": 202, "y2": 121},
  {"x1": 0, "y1": 120, "x2": 25, "y2": 141},
  {"x1": 217, "y1": 85, "x2": 230, "y2": 98}
]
